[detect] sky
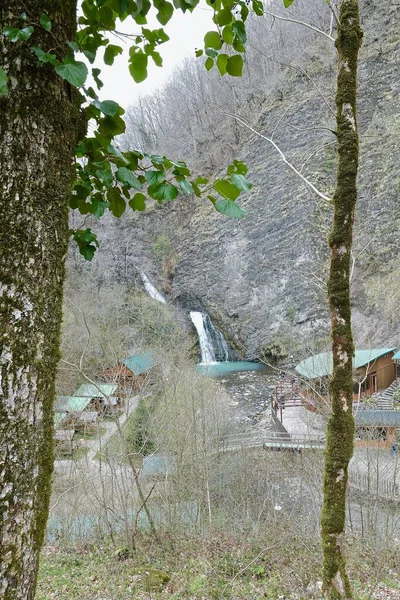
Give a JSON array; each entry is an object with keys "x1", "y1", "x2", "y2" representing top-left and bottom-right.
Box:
[{"x1": 97, "y1": 6, "x2": 215, "y2": 110}]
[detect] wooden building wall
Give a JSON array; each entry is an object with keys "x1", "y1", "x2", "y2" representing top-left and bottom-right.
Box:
[{"x1": 356, "y1": 353, "x2": 396, "y2": 395}]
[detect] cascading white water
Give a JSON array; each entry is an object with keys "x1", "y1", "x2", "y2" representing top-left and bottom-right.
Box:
[
  {"x1": 140, "y1": 273, "x2": 166, "y2": 304},
  {"x1": 190, "y1": 311, "x2": 230, "y2": 364}
]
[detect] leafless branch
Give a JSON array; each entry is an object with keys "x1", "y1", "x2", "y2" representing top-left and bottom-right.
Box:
[
  {"x1": 222, "y1": 110, "x2": 332, "y2": 204},
  {"x1": 300, "y1": 141, "x2": 337, "y2": 173},
  {"x1": 264, "y1": 9, "x2": 335, "y2": 43}
]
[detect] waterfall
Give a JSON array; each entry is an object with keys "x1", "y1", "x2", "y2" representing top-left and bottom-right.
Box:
[
  {"x1": 140, "y1": 273, "x2": 166, "y2": 304},
  {"x1": 190, "y1": 311, "x2": 230, "y2": 364}
]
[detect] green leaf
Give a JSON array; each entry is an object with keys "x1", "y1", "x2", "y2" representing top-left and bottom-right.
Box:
[
  {"x1": 107, "y1": 186, "x2": 126, "y2": 217},
  {"x1": 195, "y1": 48, "x2": 203, "y2": 57},
  {"x1": 195, "y1": 176, "x2": 208, "y2": 184},
  {"x1": 145, "y1": 170, "x2": 165, "y2": 185},
  {"x1": 3, "y1": 25, "x2": 34, "y2": 42},
  {"x1": 150, "y1": 51, "x2": 163, "y2": 67},
  {"x1": 95, "y1": 168, "x2": 113, "y2": 187},
  {"x1": 93, "y1": 99, "x2": 121, "y2": 116},
  {"x1": 33, "y1": 46, "x2": 58, "y2": 66},
  {"x1": 0, "y1": 67, "x2": 9, "y2": 95},
  {"x1": 205, "y1": 47, "x2": 218, "y2": 58},
  {"x1": 222, "y1": 25, "x2": 233, "y2": 44},
  {"x1": 157, "y1": 1, "x2": 174, "y2": 25},
  {"x1": 20, "y1": 26, "x2": 34, "y2": 40},
  {"x1": 216, "y1": 8, "x2": 232, "y2": 26},
  {"x1": 240, "y1": 4, "x2": 249, "y2": 21},
  {"x1": 107, "y1": 144, "x2": 129, "y2": 165},
  {"x1": 215, "y1": 199, "x2": 245, "y2": 219},
  {"x1": 91, "y1": 197, "x2": 109, "y2": 217},
  {"x1": 116, "y1": 167, "x2": 143, "y2": 190},
  {"x1": 104, "y1": 43, "x2": 123, "y2": 65},
  {"x1": 129, "y1": 52, "x2": 148, "y2": 83},
  {"x1": 129, "y1": 192, "x2": 146, "y2": 211},
  {"x1": 229, "y1": 160, "x2": 248, "y2": 175},
  {"x1": 148, "y1": 153, "x2": 167, "y2": 165},
  {"x1": 232, "y1": 37, "x2": 245, "y2": 52},
  {"x1": 148, "y1": 182, "x2": 179, "y2": 202},
  {"x1": 205, "y1": 56, "x2": 214, "y2": 71},
  {"x1": 73, "y1": 228, "x2": 99, "y2": 261},
  {"x1": 232, "y1": 20, "x2": 246, "y2": 45},
  {"x1": 82, "y1": 0, "x2": 99, "y2": 20},
  {"x1": 231, "y1": 173, "x2": 252, "y2": 192},
  {"x1": 252, "y1": 0, "x2": 264, "y2": 15},
  {"x1": 204, "y1": 31, "x2": 222, "y2": 50},
  {"x1": 226, "y1": 54, "x2": 243, "y2": 76},
  {"x1": 216, "y1": 53, "x2": 228, "y2": 76},
  {"x1": 178, "y1": 179, "x2": 193, "y2": 194},
  {"x1": 55, "y1": 60, "x2": 88, "y2": 87},
  {"x1": 40, "y1": 13, "x2": 52, "y2": 31},
  {"x1": 92, "y1": 67, "x2": 104, "y2": 89},
  {"x1": 98, "y1": 115, "x2": 126, "y2": 136},
  {"x1": 99, "y1": 5, "x2": 115, "y2": 27},
  {"x1": 191, "y1": 182, "x2": 201, "y2": 197},
  {"x1": 67, "y1": 40, "x2": 80, "y2": 52},
  {"x1": 283, "y1": 0, "x2": 295, "y2": 6},
  {"x1": 213, "y1": 178, "x2": 241, "y2": 200}
]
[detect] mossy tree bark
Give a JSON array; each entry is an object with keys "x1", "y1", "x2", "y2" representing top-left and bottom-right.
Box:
[
  {"x1": 0, "y1": 2, "x2": 84, "y2": 598},
  {"x1": 321, "y1": 1, "x2": 363, "y2": 598}
]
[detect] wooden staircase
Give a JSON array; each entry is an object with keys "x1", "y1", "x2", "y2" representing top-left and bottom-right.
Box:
[
  {"x1": 271, "y1": 375, "x2": 304, "y2": 410},
  {"x1": 376, "y1": 377, "x2": 400, "y2": 410}
]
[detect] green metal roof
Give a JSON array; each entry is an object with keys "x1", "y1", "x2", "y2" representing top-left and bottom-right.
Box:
[
  {"x1": 73, "y1": 383, "x2": 117, "y2": 398},
  {"x1": 54, "y1": 412, "x2": 68, "y2": 428},
  {"x1": 393, "y1": 350, "x2": 400, "y2": 360},
  {"x1": 296, "y1": 348, "x2": 397, "y2": 379},
  {"x1": 123, "y1": 351, "x2": 156, "y2": 376},
  {"x1": 355, "y1": 410, "x2": 400, "y2": 427},
  {"x1": 141, "y1": 454, "x2": 175, "y2": 477},
  {"x1": 55, "y1": 396, "x2": 92, "y2": 413}
]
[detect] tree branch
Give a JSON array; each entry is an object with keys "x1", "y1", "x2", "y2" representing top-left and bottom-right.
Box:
[
  {"x1": 221, "y1": 110, "x2": 332, "y2": 203},
  {"x1": 265, "y1": 9, "x2": 335, "y2": 43}
]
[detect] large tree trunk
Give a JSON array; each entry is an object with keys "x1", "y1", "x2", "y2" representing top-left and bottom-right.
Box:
[
  {"x1": 321, "y1": 1, "x2": 363, "y2": 598},
  {"x1": 0, "y1": 3, "x2": 83, "y2": 598}
]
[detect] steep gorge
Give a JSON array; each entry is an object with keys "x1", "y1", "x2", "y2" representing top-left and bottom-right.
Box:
[{"x1": 80, "y1": 0, "x2": 400, "y2": 360}]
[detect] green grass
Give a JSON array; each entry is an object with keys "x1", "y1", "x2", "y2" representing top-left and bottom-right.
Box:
[{"x1": 36, "y1": 535, "x2": 400, "y2": 600}]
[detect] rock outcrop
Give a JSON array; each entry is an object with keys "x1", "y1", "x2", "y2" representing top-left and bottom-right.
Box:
[{"x1": 85, "y1": 0, "x2": 400, "y2": 360}]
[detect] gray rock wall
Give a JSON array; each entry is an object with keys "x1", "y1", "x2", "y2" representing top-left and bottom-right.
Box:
[{"x1": 85, "y1": 0, "x2": 400, "y2": 360}]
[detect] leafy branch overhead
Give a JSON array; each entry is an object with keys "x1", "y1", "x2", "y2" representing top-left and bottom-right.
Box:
[{"x1": 1, "y1": 0, "x2": 280, "y2": 260}]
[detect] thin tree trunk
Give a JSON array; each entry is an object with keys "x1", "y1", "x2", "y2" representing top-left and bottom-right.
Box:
[
  {"x1": 0, "y1": 2, "x2": 84, "y2": 598},
  {"x1": 321, "y1": 1, "x2": 363, "y2": 598}
]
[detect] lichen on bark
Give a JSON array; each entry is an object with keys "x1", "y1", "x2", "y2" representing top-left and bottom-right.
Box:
[
  {"x1": 321, "y1": 1, "x2": 363, "y2": 599},
  {"x1": 0, "y1": 2, "x2": 84, "y2": 598}
]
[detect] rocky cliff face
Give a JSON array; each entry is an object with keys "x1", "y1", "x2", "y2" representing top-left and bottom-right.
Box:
[{"x1": 85, "y1": 0, "x2": 400, "y2": 360}]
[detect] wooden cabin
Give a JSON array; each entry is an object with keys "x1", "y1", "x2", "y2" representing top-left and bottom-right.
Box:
[
  {"x1": 354, "y1": 409, "x2": 400, "y2": 448},
  {"x1": 102, "y1": 351, "x2": 157, "y2": 393},
  {"x1": 54, "y1": 396, "x2": 98, "y2": 431},
  {"x1": 73, "y1": 383, "x2": 120, "y2": 415},
  {"x1": 296, "y1": 348, "x2": 397, "y2": 402}
]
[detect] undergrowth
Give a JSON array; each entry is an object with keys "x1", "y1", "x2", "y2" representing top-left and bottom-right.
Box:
[{"x1": 37, "y1": 532, "x2": 400, "y2": 599}]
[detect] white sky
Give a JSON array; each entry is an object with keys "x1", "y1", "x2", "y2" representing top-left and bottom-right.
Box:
[{"x1": 97, "y1": 6, "x2": 215, "y2": 110}]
